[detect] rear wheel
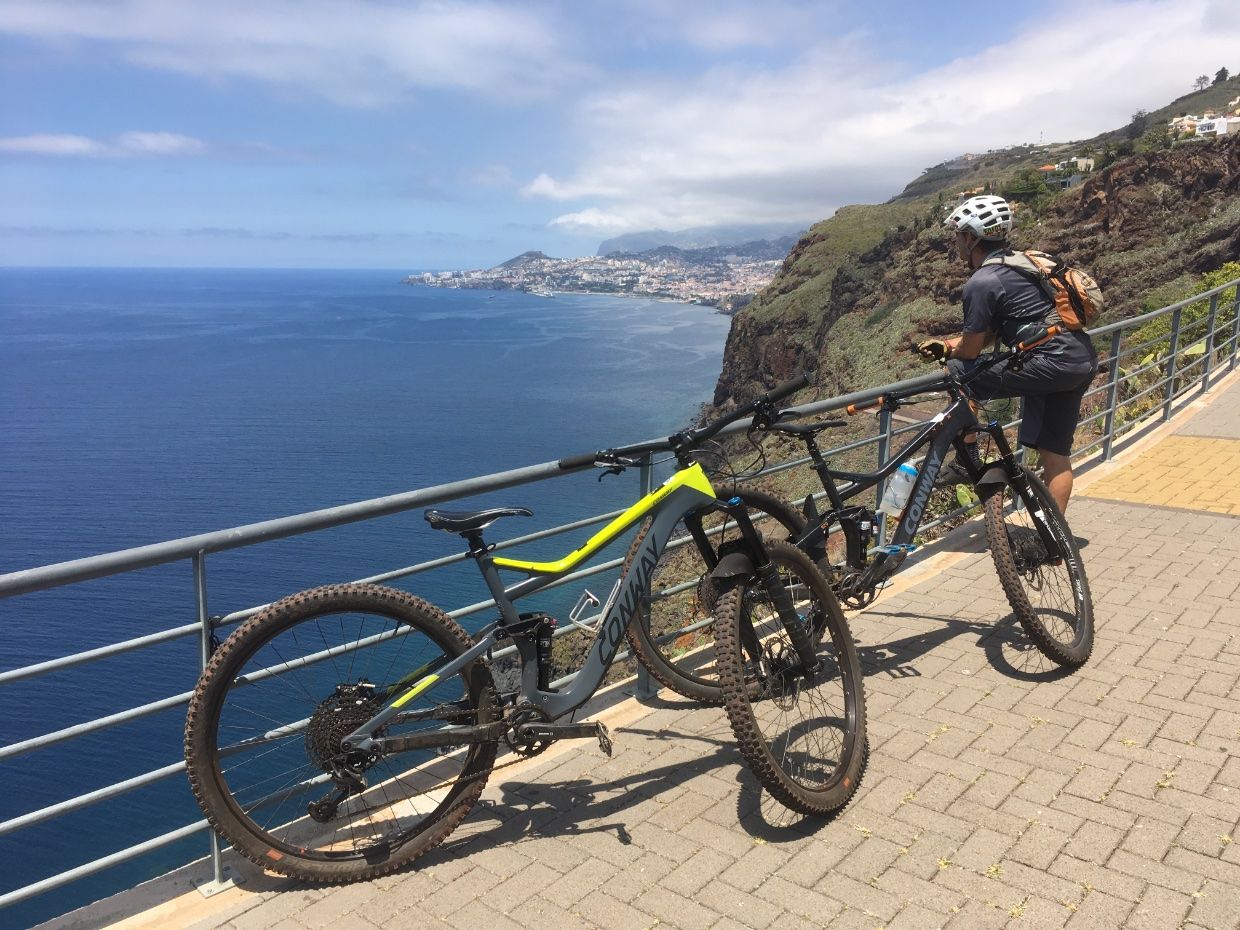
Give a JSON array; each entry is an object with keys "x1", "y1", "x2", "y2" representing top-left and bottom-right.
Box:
[
  {"x1": 984, "y1": 467, "x2": 1093, "y2": 666},
  {"x1": 185, "y1": 583, "x2": 499, "y2": 882},
  {"x1": 624, "y1": 489, "x2": 805, "y2": 703},
  {"x1": 714, "y1": 540, "x2": 867, "y2": 815}
]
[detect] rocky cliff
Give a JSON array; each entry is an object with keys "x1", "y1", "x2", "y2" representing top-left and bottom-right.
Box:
[{"x1": 714, "y1": 134, "x2": 1240, "y2": 409}]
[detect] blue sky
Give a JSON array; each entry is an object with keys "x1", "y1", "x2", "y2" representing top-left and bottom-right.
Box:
[{"x1": 1, "y1": 0, "x2": 1237, "y2": 270}]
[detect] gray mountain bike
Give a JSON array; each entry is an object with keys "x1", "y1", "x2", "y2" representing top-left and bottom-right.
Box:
[{"x1": 184, "y1": 376, "x2": 867, "y2": 882}]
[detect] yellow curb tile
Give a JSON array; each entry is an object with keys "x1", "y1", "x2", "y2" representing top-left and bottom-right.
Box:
[{"x1": 1081, "y1": 435, "x2": 1240, "y2": 516}]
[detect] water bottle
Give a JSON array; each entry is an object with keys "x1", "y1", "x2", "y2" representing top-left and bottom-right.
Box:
[{"x1": 879, "y1": 463, "x2": 918, "y2": 516}]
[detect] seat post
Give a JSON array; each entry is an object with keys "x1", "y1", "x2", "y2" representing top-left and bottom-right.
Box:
[{"x1": 463, "y1": 530, "x2": 489, "y2": 560}]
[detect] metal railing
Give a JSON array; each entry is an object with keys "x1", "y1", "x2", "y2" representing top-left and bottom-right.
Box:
[{"x1": 0, "y1": 276, "x2": 1237, "y2": 920}]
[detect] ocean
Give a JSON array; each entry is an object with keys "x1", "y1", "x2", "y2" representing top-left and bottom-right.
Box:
[{"x1": 0, "y1": 267, "x2": 733, "y2": 927}]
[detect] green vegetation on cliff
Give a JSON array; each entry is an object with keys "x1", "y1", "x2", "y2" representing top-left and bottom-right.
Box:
[{"x1": 714, "y1": 78, "x2": 1240, "y2": 411}]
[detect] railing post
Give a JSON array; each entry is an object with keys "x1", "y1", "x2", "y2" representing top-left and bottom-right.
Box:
[
  {"x1": 1201, "y1": 292, "x2": 1220, "y2": 394},
  {"x1": 632, "y1": 454, "x2": 658, "y2": 701},
  {"x1": 1163, "y1": 308, "x2": 1182, "y2": 422},
  {"x1": 192, "y1": 553, "x2": 235, "y2": 894},
  {"x1": 1230, "y1": 288, "x2": 1240, "y2": 372},
  {"x1": 1102, "y1": 330, "x2": 1123, "y2": 461},
  {"x1": 875, "y1": 407, "x2": 893, "y2": 547}
]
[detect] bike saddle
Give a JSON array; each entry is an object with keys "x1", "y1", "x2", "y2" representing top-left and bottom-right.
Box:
[
  {"x1": 423, "y1": 507, "x2": 533, "y2": 534},
  {"x1": 766, "y1": 417, "x2": 848, "y2": 436}
]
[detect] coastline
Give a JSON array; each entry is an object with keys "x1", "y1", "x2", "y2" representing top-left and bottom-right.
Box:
[{"x1": 403, "y1": 278, "x2": 746, "y2": 314}]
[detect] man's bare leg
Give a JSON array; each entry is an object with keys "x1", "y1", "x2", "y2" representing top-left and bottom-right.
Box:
[{"x1": 1040, "y1": 449, "x2": 1073, "y2": 513}]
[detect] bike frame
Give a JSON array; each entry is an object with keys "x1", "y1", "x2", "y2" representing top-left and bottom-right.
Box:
[
  {"x1": 345, "y1": 461, "x2": 759, "y2": 753},
  {"x1": 793, "y1": 383, "x2": 1031, "y2": 584}
]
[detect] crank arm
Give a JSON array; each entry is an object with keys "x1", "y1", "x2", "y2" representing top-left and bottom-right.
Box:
[{"x1": 517, "y1": 721, "x2": 614, "y2": 755}]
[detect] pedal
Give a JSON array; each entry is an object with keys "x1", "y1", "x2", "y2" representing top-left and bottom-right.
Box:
[{"x1": 596, "y1": 722, "x2": 613, "y2": 757}]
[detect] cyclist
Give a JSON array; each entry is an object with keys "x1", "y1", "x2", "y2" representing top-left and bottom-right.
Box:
[{"x1": 918, "y1": 194, "x2": 1097, "y2": 513}]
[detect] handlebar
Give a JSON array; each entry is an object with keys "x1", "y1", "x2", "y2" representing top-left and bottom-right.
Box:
[
  {"x1": 557, "y1": 373, "x2": 813, "y2": 471},
  {"x1": 671, "y1": 373, "x2": 810, "y2": 450},
  {"x1": 839, "y1": 324, "x2": 1067, "y2": 418}
]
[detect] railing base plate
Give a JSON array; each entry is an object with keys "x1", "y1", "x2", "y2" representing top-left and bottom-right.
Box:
[{"x1": 193, "y1": 864, "x2": 245, "y2": 898}]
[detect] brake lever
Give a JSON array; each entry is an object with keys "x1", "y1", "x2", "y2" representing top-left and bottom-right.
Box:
[{"x1": 594, "y1": 453, "x2": 641, "y2": 480}]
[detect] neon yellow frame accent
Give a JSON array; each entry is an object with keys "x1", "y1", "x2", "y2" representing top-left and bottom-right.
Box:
[
  {"x1": 391, "y1": 673, "x2": 441, "y2": 708},
  {"x1": 492, "y1": 463, "x2": 717, "y2": 575}
]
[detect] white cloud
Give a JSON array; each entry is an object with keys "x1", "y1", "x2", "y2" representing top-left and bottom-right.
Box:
[
  {"x1": 0, "y1": 133, "x2": 107, "y2": 156},
  {"x1": 548, "y1": 208, "x2": 631, "y2": 233},
  {"x1": 0, "y1": 0, "x2": 573, "y2": 107},
  {"x1": 0, "y1": 131, "x2": 206, "y2": 157},
  {"x1": 529, "y1": 0, "x2": 1240, "y2": 234},
  {"x1": 597, "y1": 0, "x2": 844, "y2": 52},
  {"x1": 116, "y1": 131, "x2": 205, "y2": 155}
]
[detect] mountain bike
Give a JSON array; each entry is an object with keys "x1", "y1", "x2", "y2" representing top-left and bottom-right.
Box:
[
  {"x1": 184, "y1": 376, "x2": 867, "y2": 882},
  {"x1": 756, "y1": 326, "x2": 1094, "y2": 667}
]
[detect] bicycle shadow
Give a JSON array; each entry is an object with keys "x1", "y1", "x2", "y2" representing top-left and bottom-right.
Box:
[
  {"x1": 407, "y1": 717, "x2": 849, "y2": 865},
  {"x1": 404, "y1": 729, "x2": 746, "y2": 868},
  {"x1": 854, "y1": 609, "x2": 1075, "y2": 683}
]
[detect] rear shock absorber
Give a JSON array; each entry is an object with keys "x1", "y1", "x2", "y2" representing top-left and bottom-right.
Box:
[{"x1": 535, "y1": 614, "x2": 558, "y2": 691}]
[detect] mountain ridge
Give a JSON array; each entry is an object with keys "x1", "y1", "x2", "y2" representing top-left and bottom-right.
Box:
[{"x1": 597, "y1": 223, "x2": 807, "y2": 256}]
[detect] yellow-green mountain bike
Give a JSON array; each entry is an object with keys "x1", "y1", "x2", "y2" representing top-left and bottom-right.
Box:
[{"x1": 184, "y1": 376, "x2": 867, "y2": 882}]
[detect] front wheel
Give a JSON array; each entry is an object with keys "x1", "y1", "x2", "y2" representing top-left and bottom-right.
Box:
[
  {"x1": 984, "y1": 466, "x2": 1094, "y2": 666},
  {"x1": 714, "y1": 540, "x2": 867, "y2": 815},
  {"x1": 185, "y1": 583, "x2": 500, "y2": 882},
  {"x1": 624, "y1": 489, "x2": 806, "y2": 704}
]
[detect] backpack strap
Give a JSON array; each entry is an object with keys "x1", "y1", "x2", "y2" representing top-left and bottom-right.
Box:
[{"x1": 981, "y1": 249, "x2": 1057, "y2": 302}]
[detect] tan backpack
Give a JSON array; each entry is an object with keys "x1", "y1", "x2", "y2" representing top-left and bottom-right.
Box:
[{"x1": 982, "y1": 249, "x2": 1104, "y2": 330}]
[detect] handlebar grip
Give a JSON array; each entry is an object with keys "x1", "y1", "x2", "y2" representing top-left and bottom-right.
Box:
[
  {"x1": 766, "y1": 373, "x2": 811, "y2": 405},
  {"x1": 1016, "y1": 326, "x2": 1060, "y2": 352},
  {"x1": 846, "y1": 396, "x2": 883, "y2": 416},
  {"x1": 558, "y1": 452, "x2": 599, "y2": 470}
]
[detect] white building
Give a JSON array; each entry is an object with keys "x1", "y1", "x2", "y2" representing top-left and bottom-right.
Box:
[{"x1": 1196, "y1": 117, "x2": 1240, "y2": 136}]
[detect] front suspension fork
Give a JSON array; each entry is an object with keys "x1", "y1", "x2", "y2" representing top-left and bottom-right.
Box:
[
  {"x1": 754, "y1": 560, "x2": 819, "y2": 674},
  {"x1": 974, "y1": 423, "x2": 1062, "y2": 558}
]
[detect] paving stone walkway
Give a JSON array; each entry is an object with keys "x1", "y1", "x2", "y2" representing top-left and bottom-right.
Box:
[{"x1": 46, "y1": 372, "x2": 1240, "y2": 930}]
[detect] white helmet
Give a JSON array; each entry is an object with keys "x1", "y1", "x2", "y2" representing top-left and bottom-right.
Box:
[{"x1": 944, "y1": 195, "x2": 1013, "y2": 240}]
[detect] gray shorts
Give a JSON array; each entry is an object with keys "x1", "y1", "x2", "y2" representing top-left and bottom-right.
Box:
[{"x1": 948, "y1": 352, "x2": 1096, "y2": 456}]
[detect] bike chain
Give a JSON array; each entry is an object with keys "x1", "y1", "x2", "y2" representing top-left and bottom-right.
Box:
[{"x1": 363, "y1": 704, "x2": 556, "y2": 806}]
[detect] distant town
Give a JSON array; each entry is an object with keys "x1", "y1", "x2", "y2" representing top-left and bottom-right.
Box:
[{"x1": 404, "y1": 248, "x2": 786, "y2": 311}]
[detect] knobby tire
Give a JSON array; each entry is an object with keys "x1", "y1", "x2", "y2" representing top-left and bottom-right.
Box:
[
  {"x1": 983, "y1": 467, "x2": 1094, "y2": 666},
  {"x1": 713, "y1": 540, "x2": 867, "y2": 815},
  {"x1": 185, "y1": 583, "x2": 499, "y2": 882}
]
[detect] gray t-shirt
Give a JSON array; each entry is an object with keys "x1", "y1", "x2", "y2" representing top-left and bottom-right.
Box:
[
  {"x1": 962, "y1": 255, "x2": 1097, "y2": 365},
  {"x1": 962, "y1": 260, "x2": 1057, "y2": 345}
]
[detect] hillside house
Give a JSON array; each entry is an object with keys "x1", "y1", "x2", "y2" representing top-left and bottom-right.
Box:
[
  {"x1": 1197, "y1": 116, "x2": 1240, "y2": 136},
  {"x1": 1055, "y1": 157, "x2": 1095, "y2": 172}
]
